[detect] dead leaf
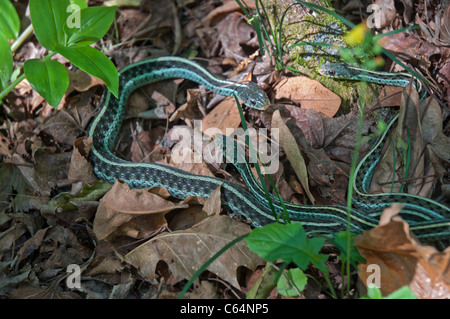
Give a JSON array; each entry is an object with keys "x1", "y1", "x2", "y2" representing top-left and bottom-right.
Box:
[
  {"x1": 271, "y1": 110, "x2": 315, "y2": 204},
  {"x1": 68, "y1": 69, "x2": 103, "y2": 93},
  {"x1": 8, "y1": 285, "x2": 82, "y2": 299},
  {"x1": 372, "y1": 0, "x2": 396, "y2": 29},
  {"x1": 84, "y1": 255, "x2": 126, "y2": 277},
  {"x1": 379, "y1": 31, "x2": 440, "y2": 68},
  {"x1": 16, "y1": 225, "x2": 91, "y2": 271},
  {"x1": 168, "y1": 206, "x2": 209, "y2": 231},
  {"x1": 130, "y1": 126, "x2": 166, "y2": 163},
  {"x1": 355, "y1": 204, "x2": 450, "y2": 298},
  {"x1": 371, "y1": 85, "x2": 435, "y2": 197},
  {"x1": 209, "y1": 12, "x2": 259, "y2": 62},
  {"x1": 93, "y1": 181, "x2": 188, "y2": 240},
  {"x1": 201, "y1": 185, "x2": 222, "y2": 216},
  {"x1": 202, "y1": 0, "x2": 256, "y2": 26},
  {"x1": 262, "y1": 106, "x2": 352, "y2": 204},
  {"x1": 376, "y1": 86, "x2": 403, "y2": 107},
  {"x1": 274, "y1": 77, "x2": 341, "y2": 117},
  {"x1": 124, "y1": 215, "x2": 264, "y2": 289},
  {"x1": 68, "y1": 137, "x2": 97, "y2": 184},
  {"x1": 169, "y1": 89, "x2": 205, "y2": 122},
  {"x1": 202, "y1": 97, "x2": 242, "y2": 135}
]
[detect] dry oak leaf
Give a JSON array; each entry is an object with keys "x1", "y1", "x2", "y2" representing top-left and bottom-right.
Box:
[
  {"x1": 93, "y1": 181, "x2": 188, "y2": 241},
  {"x1": 125, "y1": 214, "x2": 264, "y2": 289},
  {"x1": 274, "y1": 77, "x2": 341, "y2": 117},
  {"x1": 355, "y1": 204, "x2": 450, "y2": 299}
]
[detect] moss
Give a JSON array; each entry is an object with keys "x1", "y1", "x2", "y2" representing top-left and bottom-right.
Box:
[{"x1": 260, "y1": 0, "x2": 379, "y2": 111}]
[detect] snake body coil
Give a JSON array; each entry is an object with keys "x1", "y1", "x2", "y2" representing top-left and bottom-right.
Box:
[{"x1": 89, "y1": 57, "x2": 450, "y2": 243}]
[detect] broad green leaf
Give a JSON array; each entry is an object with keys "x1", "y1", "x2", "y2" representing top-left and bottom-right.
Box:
[
  {"x1": 24, "y1": 59, "x2": 69, "y2": 107},
  {"x1": 246, "y1": 223, "x2": 328, "y2": 272},
  {"x1": 0, "y1": 34, "x2": 13, "y2": 90},
  {"x1": 55, "y1": 44, "x2": 118, "y2": 97},
  {"x1": 29, "y1": 0, "x2": 71, "y2": 50},
  {"x1": 70, "y1": 0, "x2": 88, "y2": 10},
  {"x1": 0, "y1": 0, "x2": 20, "y2": 39},
  {"x1": 65, "y1": 6, "x2": 117, "y2": 46},
  {"x1": 277, "y1": 268, "x2": 307, "y2": 297}
]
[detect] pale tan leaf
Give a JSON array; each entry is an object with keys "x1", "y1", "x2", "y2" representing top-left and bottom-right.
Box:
[
  {"x1": 202, "y1": 185, "x2": 222, "y2": 216},
  {"x1": 202, "y1": 97, "x2": 242, "y2": 135},
  {"x1": 124, "y1": 215, "x2": 264, "y2": 289},
  {"x1": 271, "y1": 110, "x2": 315, "y2": 204},
  {"x1": 274, "y1": 77, "x2": 341, "y2": 117}
]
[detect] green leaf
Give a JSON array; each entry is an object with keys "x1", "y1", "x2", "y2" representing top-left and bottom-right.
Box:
[
  {"x1": 24, "y1": 59, "x2": 69, "y2": 107},
  {"x1": 385, "y1": 286, "x2": 416, "y2": 299},
  {"x1": 0, "y1": 0, "x2": 20, "y2": 39},
  {"x1": 55, "y1": 44, "x2": 118, "y2": 97},
  {"x1": 277, "y1": 268, "x2": 307, "y2": 297},
  {"x1": 65, "y1": 6, "x2": 117, "y2": 46},
  {"x1": 362, "y1": 285, "x2": 416, "y2": 299},
  {"x1": 246, "y1": 223, "x2": 328, "y2": 272},
  {"x1": 70, "y1": 0, "x2": 88, "y2": 10},
  {"x1": 29, "y1": 0, "x2": 71, "y2": 50},
  {"x1": 364, "y1": 286, "x2": 383, "y2": 299},
  {"x1": 0, "y1": 34, "x2": 13, "y2": 90},
  {"x1": 331, "y1": 232, "x2": 365, "y2": 265}
]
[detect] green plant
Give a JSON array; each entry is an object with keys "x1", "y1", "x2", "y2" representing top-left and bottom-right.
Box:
[
  {"x1": 246, "y1": 222, "x2": 337, "y2": 298},
  {"x1": 0, "y1": 0, "x2": 118, "y2": 107},
  {"x1": 361, "y1": 286, "x2": 416, "y2": 299}
]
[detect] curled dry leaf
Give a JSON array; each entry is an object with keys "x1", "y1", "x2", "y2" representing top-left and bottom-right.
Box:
[
  {"x1": 355, "y1": 204, "x2": 450, "y2": 299},
  {"x1": 274, "y1": 77, "x2": 341, "y2": 117},
  {"x1": 93, "y1": 181, "x2": 188, "y2": 241},
  {"x1": 125, "y1": 215, "x2": 264, "y2": 289}
]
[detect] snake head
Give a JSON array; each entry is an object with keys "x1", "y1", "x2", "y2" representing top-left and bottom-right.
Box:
[
  {"x1": 318, "y1": 62, "x2": 358, "y2": 79},
  {"x1": 235, "y1": 82, "x2": 270, "y2": 110}
]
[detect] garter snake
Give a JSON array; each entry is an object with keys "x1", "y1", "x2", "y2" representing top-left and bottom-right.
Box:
[{"x1": 88, "y1": 57, "x2": 450, "y2": 243}]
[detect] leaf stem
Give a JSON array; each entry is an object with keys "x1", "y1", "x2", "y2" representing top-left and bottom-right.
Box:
[{"x1": 11, "y1": 24, "x2": 34, "y2": 53}]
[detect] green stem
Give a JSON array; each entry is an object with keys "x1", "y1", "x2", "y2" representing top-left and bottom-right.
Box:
[
  {"x1": 11, "y1": 24, "x2": 34, "y2": 53},
  {"x1": 345, "y1": 83, "x2": 368, "y2": 295},
  {"x1": 0, "y1": 73, "x2": 25, "y2": 100}
]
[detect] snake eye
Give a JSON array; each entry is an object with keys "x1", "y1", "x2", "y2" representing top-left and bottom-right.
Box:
[{"x1": 249, "y1": 98, "x2": 256, "y2": 105}]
